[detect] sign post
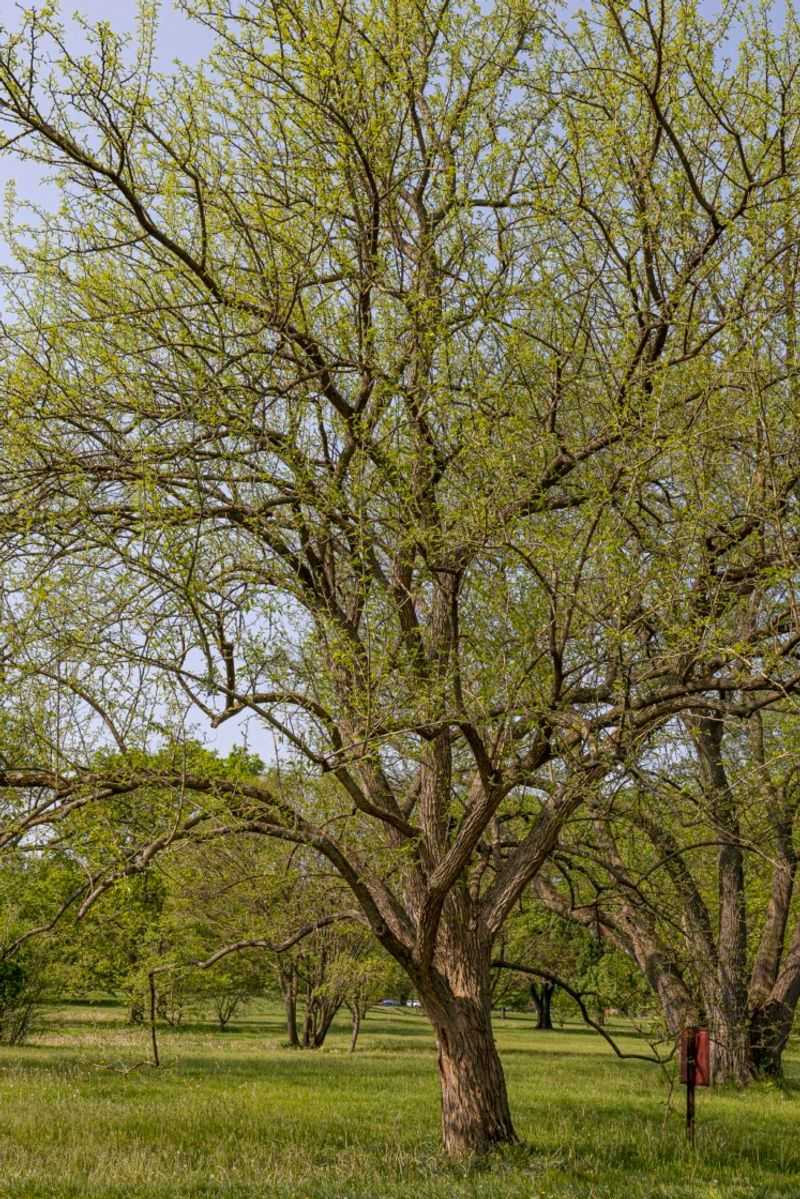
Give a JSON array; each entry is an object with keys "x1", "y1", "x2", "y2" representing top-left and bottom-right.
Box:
[{"x1": 680, "y1": 1027, "x2": 710, "y2": 1144}]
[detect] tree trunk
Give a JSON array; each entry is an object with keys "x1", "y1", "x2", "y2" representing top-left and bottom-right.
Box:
[
  {"x1": 313, "y1": 1002, "x2": 338, "y2": 1048},
  {"x1": 278, "y1": 960, "x2": 300, "y2": 1047},
  {"x1": 420, "y1": 968, "x2": 517, "y2": 1157},
  {"x1": 748, "y1": 914, "x2": 800, "y2": 1078},
  {"x1": 302, "y1": 1004, "x2": 316, "y2": 1048},
  {"x1": 708, "y1": 1003, "x2": 754, "y2": 1085},
  {"x1": 747, "y1": 835, "x2": 795, "y2": 1012},
  {"x1": 434, "y1": 1004, "x2": 516, "y2": 1155},
  {"x1": 627, "y1": 938, "x2": 697, "y2": 1036},
  {"x1": 302, "y1": 996, "x2": 340, "y2": 1048},
  {"x1": 530, "y1": 981, "x2": 554, "y2": 1029},
  {"x1": 530, "y1": 984, "x2": 540, "y2": 1024},
  {"x1": 697, "y1": 719, "x2": 751, "y2": 1086},
  {"x1": 349, "y1": 1003, "x2": 361, "y2": 1053},
  {"x1": 749, "y1": 1000, "x2": 793, "y2": 1077},
  {"x1": 286, "y1": 989, "x2": 299, "y2": 1047}
]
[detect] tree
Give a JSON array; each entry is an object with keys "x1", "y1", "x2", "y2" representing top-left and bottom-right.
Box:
[
  {"x1": 2, "y1": 0, "x2": 800, "y2": 1154},
  {"x1": 534, "y1": 711, "x2": 800, "y2": 1083},
  {"x1": 496, "y1": 900, "x2": 654, "y2": 1030},
  {"x1": 0, "y1": 949, "x2": 43, "y2": 1045},
  {"x1": 55, "y1": 872, "x2": 168, "y2": 1021},
  {"x1": 0, "y1": 846, "x2": 79, "y2": 1042},
  {"x1": 339, "y1": 944, "x2": 404, "y2": 1053},
  {"x1": 164, "y1": 832, "x2": 366, "y2": 1047},
  {"x1": 288, "y1": 922, "x2": 399, "y2": 1050}
]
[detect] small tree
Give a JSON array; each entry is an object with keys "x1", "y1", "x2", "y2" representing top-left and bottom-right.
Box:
[{"x1": 186, "y1": 956, "x2": 264, "y2": 1031}]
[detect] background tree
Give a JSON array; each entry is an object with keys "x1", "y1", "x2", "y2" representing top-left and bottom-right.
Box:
[
  {"x1": 496, "y1": 900, "x2": 655, "y2": 1030},
  {"x1": 533, "y1": 711, "x2": 800, "y2": 1082},
  {"x1": 54, "y1": 872, "x2": 168, "y2": 1022},
  {"x1": 166, "y1": 833, "x2": 367, "y2": 1047}
]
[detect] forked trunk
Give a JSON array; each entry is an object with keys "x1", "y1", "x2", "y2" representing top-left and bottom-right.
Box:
[
  {"x1": 748, "y1": 905, "x2": 800, "y2": 1078},
  {"x1": 302, "y1": 995, "x2": 339, "y2": 1048},
  {"x1": 530, "y1": 980, "x2": 554, "y2": 1030},
  {"x1": 128, "y1": 998, "x2": 144, "y2": 1025}
]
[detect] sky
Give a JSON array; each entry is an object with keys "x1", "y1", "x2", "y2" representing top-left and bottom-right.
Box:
[{"x1": 0, "y1": 1, "x2": 213, "y2": 220}]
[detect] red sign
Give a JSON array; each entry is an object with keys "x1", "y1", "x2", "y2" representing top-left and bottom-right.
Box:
[{"x1": 680, "y1": 1028, "x2": 710, "y2": 1087}]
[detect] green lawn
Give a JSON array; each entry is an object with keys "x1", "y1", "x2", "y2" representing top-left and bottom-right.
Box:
[{"x1": 0, "y1": 1002, "x2": 797, "y2": 1198}]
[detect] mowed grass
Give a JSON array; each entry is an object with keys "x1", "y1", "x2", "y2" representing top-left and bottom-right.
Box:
[{"x1": 0, "y1": 1002, "x2": 798, "y2": 1198}]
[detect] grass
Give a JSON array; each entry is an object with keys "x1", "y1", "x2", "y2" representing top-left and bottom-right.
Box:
[{"x1": 0, "y1": 1001, "x2": 798, "y2": 1198}]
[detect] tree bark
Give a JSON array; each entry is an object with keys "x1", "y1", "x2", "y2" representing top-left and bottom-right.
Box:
[
  {"x1": 278, "y1": 960, "x2": 300, "y2": 1047},
  {"x1": 148, "y1": 971, "x2": 160, "y2": 1069},
  {"x1": 418, "y1": 951, "x2": 517, "y2": 1157},
  {"x1": 431, "y1": 1004, "x2": 516, "y2": 1156},
  {"x1": 748, "y1": 912, "x2": 800, "y2": 1077},
  {"x1": 749, "y1": 1000, "x2": 793, "y2": 1076},
  {"x1": 696, "y1": 719, "x2": 751, "y2": 1085},
  {"x1": 747, "y1": 832, "x2": 795, "y2": 1010},
  {"x1": 708, "y1": 1003, "x2": 754, "y2": 1085},
  {"x1": 302, "y1": 995, "x2": 339, "y2": 1048},
  {"x1": 286, "y1": 989, "x2": 299, "y2": 1047}
]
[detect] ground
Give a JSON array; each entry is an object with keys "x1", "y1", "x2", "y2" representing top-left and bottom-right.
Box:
[{"x1": 0, "y1": 1002, "x2": 797, "y2": 1198}]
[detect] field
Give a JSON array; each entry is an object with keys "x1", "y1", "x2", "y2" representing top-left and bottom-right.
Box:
[{"x1": 0, "y1": 1002, "x2": 798, "y2": 1199}]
